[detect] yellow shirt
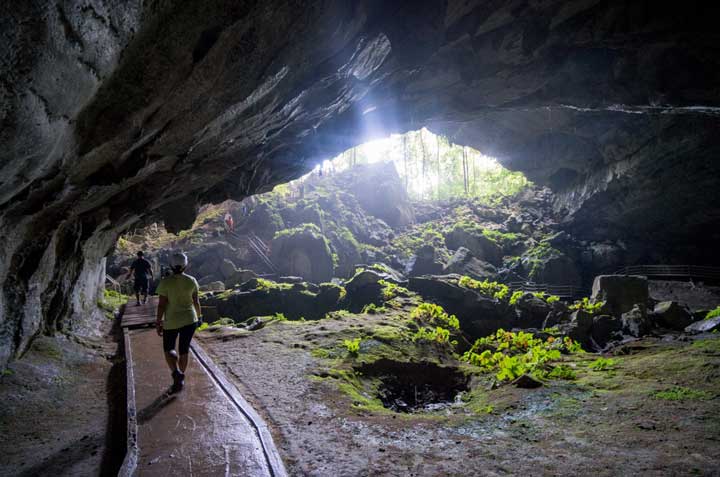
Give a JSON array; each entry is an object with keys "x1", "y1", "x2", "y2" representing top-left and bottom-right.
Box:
[{"x1": 156, "y1": 273, "x2": 199, "y2": 330}]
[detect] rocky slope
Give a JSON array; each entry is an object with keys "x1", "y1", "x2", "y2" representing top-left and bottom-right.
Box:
[{"x1": 2, "y1": 1, "x2": 720, "y2": 367}]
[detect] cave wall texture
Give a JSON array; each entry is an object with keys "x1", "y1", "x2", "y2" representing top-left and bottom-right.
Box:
[{"x1": 1, "y1": 0, "x2": 719, "y2": 368}]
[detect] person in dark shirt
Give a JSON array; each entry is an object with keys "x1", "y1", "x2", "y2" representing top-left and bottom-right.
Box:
[{"x1": 129, "y1": 251, "x2": 153, "y2": 305}]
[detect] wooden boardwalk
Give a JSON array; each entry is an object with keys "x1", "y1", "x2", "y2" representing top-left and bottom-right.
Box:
[
  {"x1": 121, "y1": 296, "x2": 158, "y2": 328},
  {"x1": 119, "y1": 299, "x2": 286, "y2": 476}
]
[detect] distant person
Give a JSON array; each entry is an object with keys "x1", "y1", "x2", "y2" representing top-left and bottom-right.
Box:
[
  {"x1": 155, "y1": 252, "x2": 201, "y2": 393},
  {"x1": 241, "y1": 203, "x2": 248, "y2": 217},
  {"x1": 224, "y1": 212, "x2": 234, "y2": 232},
  {"x1": 128, "y1": 251, "x2": 153, "y2": 306}
]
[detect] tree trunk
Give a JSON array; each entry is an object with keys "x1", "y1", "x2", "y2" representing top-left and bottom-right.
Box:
[{"x1": 419, "y1": 130, "x2": 427, "y2": 199}]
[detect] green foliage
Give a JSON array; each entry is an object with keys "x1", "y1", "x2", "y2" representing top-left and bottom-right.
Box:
[
  {"x1": 651, "y1": 386, "x2": 712, "y2": 401},
  {"x1": 588, "y1": 357, "x2": 617, "y2": 371},
  {"x1": 461, "y1": 329, "x2": 583, "y2": 382},
  {"x1": 378, "y1": 280, "x2": 410, "y2": 301},
  {"x1": 2, "y1": 369, "x2": 14, "y2": 377},
  {"x1": 253, "y1": 278, "x2": 293, "y2": 292},
  {"x1": 525, "y1": 241, "x2": 562, "y2": 279},
  {"x1": 197, "y1": 322, "x2": 209, "y2": 331},
  {"x1": 370, "y1": 263, "x2": 390, "y2": 273},
  {"x1": 325, "y1": 310, "x2": 351, "y2": 320},
  {"x1": 361, "y1": 303, "x2": 387, "y2": 314},
  {"x1": 547, "y1": 365, "x2": 577, "y2": 380},
  {"x1": 705, "y1": 306, "x2": 720, "y2": 320},
  {"x1": 273, "y1": 312, "x2": 288, "y2": 321},
  {"x1": 273, "y1": 223, "x2": 322, "y2": 240},
  {"x1": 509, "y1": 290, "x2": 524, "y2": 306},
  {"x1": 546, "y1": 295, "x2": 560, "y2": 304},
  {"x1": 412, "y1": 326, "x2": 455, "y2": 345},
  {"x1": 458, "y1": 276, "x2": 510, "y2": 301},
  {"x1": 569, "y1": 297, "x2": 605, "y2": 315},
  {"x1": 343, "y1": 338, "x2": 361, "y2": 356},
  {"x1": 410, "y1": 303, "x2": 459, "y2": 329},
  {"x1": 482, "y1": 229, "x2": 522, "y2": 248}
]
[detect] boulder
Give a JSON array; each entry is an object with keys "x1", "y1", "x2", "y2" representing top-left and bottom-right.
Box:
[
  {"x1": 591, "y1": 315, "x2": 623, "y2": 348},
  {"x1": 409, "y1": 245, "x2": 445, "y2": 276},
  {"x1": 223, "y1": 269, "x2": 258, "y2": 289},
  {"x1": 443, "y1": 247, "x2": 497, "y2": 280},
  {"x1": 528, "y1": 254, "x2": 582, "y2": 286},
  {"x1": 444, "y1": 227, "x2": 502, "y2": 266},
  {"x1": 513, "y1": 293, "x2": 552, "y2": 329},
  {"x1": 408, "y1": 275, "x2": 513, "y2": 340},
  {"x1": 270, "y1": 225, "x2": 334, "y2": 283},
  {"x1": 219, "y1": 258, "x2": 237, "y2": 279},
  {"x1": 591, "y1": 275, "x2": 649, "y2": 316},
  {"x1": 651, "y1": 301, "x2": 694, "y2": 330},
  {"x1": 348, "y1": 162, "x2": 415, "y2": 228},
  {"x1": 565, "y1": 310, "x2": 594, "y2": 347},
  {"x1": 200, "y1": 281, "x2": 226, "y2": 292},
  {"x1": 685, "y1": 317, "x2": 720, "y2": 334},
  {"x1": 621, "y1": 305, "x2": 652, "y2": 337}
]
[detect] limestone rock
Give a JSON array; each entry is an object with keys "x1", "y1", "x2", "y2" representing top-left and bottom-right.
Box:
[
  {"x1": 444, "y1": 228, "x2": 502, "y2": 266},
  {"x1": 685, "y1": 317, "x2": 720, "y2": 334},
  {"x1": 409, "y1": 245, "x2": 445, "y2": 277},
  {"x1": 223, "y1": 269, "x2": 258, "y2": 289},
  {"x1": 200, "y1": 281, "x2": 226, "y2": 293},
  {"x1": 219, "y1": 259, "x2": 237, "y2": 280},
  {"x1": 591, "y1": 275, "x2": 649, "y2": 317},
  {"x1": 443, "y1": 247, "x2": 497, "y2": 281},
  {"x1": 651, "y1": 301, "x2": 694, "y2": 331},
  {"x1": 270, "y1": 226, "x2": 334, "y2": 284},
  {"x1": 621, "y1": 305, "x2": 652, "y2": 338}
]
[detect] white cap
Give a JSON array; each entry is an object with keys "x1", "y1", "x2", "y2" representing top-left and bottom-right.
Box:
[{"x1": 170, "y1": 252, "x2": 188, "y2": 269}]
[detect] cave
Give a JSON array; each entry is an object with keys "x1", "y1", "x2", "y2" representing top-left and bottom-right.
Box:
[{"x1": 2, "y1": 1, "x2": 720, "y2": 475}]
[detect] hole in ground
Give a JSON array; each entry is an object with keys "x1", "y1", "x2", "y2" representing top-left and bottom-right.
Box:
[{"x1": 356, "y1": 359, "x2": 469, "y2": 413}]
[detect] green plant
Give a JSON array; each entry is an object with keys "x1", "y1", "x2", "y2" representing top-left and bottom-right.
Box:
[
  {"x1": 569, "y1": 297, "x2": 605, "y2": 315},
  {"x1": 509, "y1": 290, "x2": 524, "y2": 306},
  {"x1": 546, "y1": 295, "x2": 560, "y2": 304},
  {"x1": 325, "y1": 310, "x2": 351, "y2": 320},
  {"x1": 651, "y1": 386, "x2": 712, "y2": 401},
  {"x1": 361, "y1": 303, "x2": 387, "y2": 314},
  {"x1": 461, "y1": 329, "x2": 582, "y2": 382},
  {"x1": 547, "y1": 365, "x2": 577, "y2": 380},
  {"x1": 410, "y1": 303, "x2": 459, "y2": 329},
  {"x1": 197, "y1": 322, "x2": 209, "y2": 331},
  {"x1": 378, "y1": 280, "x2": 410, "y2": 301},
  {"x1": 412, "y1": 326, "x2": 455, "y2": 345},
  {"x1": 705, "y1": 306, "x2": 720, "y2": 320},
  {"x1": 343, "y1": 338, "x2": 361, "y2": 355},
  {"x1": 482, "y1": 229, "x2": 522, "y2": 248},
  {"x1": 370, "y1": 263, "x2": 390, "y2": 273},
  {"x1": 273, "y1": 312, "x2": 288, "y2": 321},
  {"x1": 588, "y1": 357, "x2": 617, "y2": 371},
  {"x1": 458, "y1": 277, "x2": 510, "y2": 301}
]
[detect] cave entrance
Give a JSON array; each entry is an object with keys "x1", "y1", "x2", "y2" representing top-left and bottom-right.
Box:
[{"x1": 356, "y1": 359, "x2": 469, "y2": 413}]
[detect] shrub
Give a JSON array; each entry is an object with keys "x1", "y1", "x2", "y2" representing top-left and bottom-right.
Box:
[
  {"x1": 546, "y1": 295, "x2": 560, "y2": 304},
  {"x1": 343, "y1": 338, "x2": 361, "y2": 356},
  {"x1": 569, "y1": 297, "x2": 605, "y2": 315},
  {"x1": 458, "y1": 277, "x2": 510, "y2": 301},
  {"x1": 509, "y1": 290, "x2": 524, "y2": 306},
  {"x1": 410, "y1": 303, "x2": 459, "y2": 329},
  {"x1": 361, "y1": 303, "x2": 387, "y2": 314},
  {"x1": 378, "y1": 280, "x2": 410, "y2": 301},
  {"x1": 547, "y1": 365, "x2": 577, "y2": 380},
  {"x1": 412, "y1": 326, "x2": 455, "y2": 345},
  {"x1": 461, "y1": 329, "x2": 583, "y2": 382}
]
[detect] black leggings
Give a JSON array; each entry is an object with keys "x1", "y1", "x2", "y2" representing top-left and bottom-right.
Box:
[{"x1": 162, "y1": 323, "x2": 196, "y2": 354}]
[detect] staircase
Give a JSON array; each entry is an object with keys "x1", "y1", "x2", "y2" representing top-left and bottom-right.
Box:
[{"x1": 229, "y1": 231, "x2": 277, "y2": 273}]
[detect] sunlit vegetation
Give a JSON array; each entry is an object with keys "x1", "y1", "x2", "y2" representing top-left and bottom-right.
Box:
[
  {"x1": 588, "y1": 357, "x2": 617, "y2": 371},
  {"x1": 461, "y1": 329, "x2": 584, "y2": 382},
  {"x1": 378, "y1": 280, "x2": 410, "y2": 301},
  {"x1": 651, "y1": 386, "x2": 712, "y2": 401},
  {"x1": 331, "y1": 129, "x2": 530, "y2": 202},
  {"x1": 569, "y1": 297, "x2": 605, "y2": 314},
  {"x1": 458, "y1": 276, "x2": 510, "y2": 301},
  {"x1": 343, "y1": 338, "x2": 361, "y2": 356},
  {"x1": 410, "y1": 303, "x2": 459, "y2": 330},
  {"x1": 412, "y1": 326, "x2": 454, "y2": 345},
  {"x1": 362, "y1": 303, "x2": 387, "y2": 314}
]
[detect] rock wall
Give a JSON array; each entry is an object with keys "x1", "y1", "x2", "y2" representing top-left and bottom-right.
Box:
[{"x1": 1, "y1": 0, "x2": 719, "y2": 367}]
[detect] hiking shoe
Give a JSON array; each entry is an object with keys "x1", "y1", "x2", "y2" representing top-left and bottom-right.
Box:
[{"x1": 171, "y1": 370, "x2": 185, "y2": 392}]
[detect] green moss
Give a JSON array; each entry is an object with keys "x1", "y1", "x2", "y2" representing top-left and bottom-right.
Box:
[
  {"x1": 273, "y1": 222, "x2": 322, "y2": 239},
  {"x1": 372, "y1": 325, "x2": 407, "y2": 343},
  {"x1": 378, "y1": 280, "x2": 410, "y2": 301},
  {"x1": 362, "y1": 303, "x2": 387, "y2": 314},
  {"x1": 651, "y1": 386, "x2": 712, "y2": 401},
  {"x1": 482, "y1": 229, "x2": 522, "y2": 248}
]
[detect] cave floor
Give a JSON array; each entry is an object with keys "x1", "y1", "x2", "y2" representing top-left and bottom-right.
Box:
[
  {"x1": 200, "y1": 316, "x2": 720, "y2": 477},
  {"x1": 0, "y1": 321, "x2": 125, "y2": 477}
]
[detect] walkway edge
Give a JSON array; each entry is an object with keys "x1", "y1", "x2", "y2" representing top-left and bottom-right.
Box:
[
  {"x1": 191, "y1": 342, "x2": 288, "y2": 477},
  {"x1": 118, "y1": 328, "x2": 139, "y2": 477}
]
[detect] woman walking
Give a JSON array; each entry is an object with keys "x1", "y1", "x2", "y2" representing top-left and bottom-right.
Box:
[{"x1": 155, "y1": 252, "x2": 201, "y2": 392}]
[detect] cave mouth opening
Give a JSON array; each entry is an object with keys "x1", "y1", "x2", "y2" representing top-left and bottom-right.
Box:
[
  {"x1": 311, "y1": 128, "x2": 531, "y2": 205},
  {"x1": 356, "y1": 359, "x2": 469, "y2": 413}
]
